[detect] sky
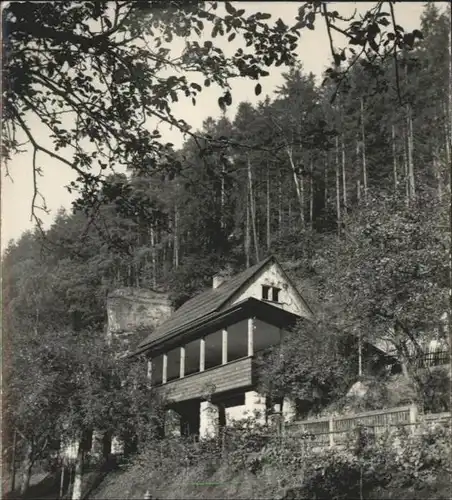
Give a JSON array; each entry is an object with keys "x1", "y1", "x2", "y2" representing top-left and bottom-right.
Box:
[{"x1": 1, "y1": 1, "x2": 435, "y2": 251}]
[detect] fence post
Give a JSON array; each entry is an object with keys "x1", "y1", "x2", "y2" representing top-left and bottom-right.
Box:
[
  {"x1": 329, "y1": 417, "x2": 335, "y2": 447},
  {"x1": 409, "y1": 404, "x2": 418, "y2": 433}
]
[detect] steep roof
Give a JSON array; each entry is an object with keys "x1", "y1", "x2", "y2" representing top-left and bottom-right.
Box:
[{"x1": 136, "y1": 255, "x2": 274, "y2": 351}]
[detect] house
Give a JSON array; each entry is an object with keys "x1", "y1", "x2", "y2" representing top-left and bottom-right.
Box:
[{"x1": 131, "y1": 255, "x2": 315, "y2": 438}]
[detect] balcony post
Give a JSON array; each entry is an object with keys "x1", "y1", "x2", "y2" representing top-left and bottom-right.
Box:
[
  {"x1": 146, "y1": 359, "x2": 152, "y2": 384},
  {"x1": 200, "y1": 338, "x2": 205, "y2": 372},
  {"x1": 162, "y1": 353, "x2": 168, "y2": 384},
  {"x1": 222, "y1": 329, "x2": 228, "y2": 365},
  {"x1": 247, "y1": 318, "x2": 254, "y2": 357},
  {"x1": 180, "y1": 346, "x2": 185, "y2": 378}
]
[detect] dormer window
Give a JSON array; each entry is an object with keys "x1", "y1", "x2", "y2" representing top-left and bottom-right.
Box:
[{"x1": 261, "y1": 285, "x2": 281, "y2": 303}]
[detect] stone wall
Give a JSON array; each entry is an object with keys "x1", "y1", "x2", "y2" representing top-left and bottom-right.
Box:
[{"x1": 106, "y1": 288, "x2": 172, "y2": 348}]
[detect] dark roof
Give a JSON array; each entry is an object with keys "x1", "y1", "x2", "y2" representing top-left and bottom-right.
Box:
[
  {"x1": 132, "y1": 297, "x2": 308, "y2": 357},
  {"x1": 136, "y1": 255, "x2": 274, "y2": 352}
]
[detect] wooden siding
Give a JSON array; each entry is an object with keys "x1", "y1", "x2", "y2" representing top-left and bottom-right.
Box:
[{"x1": 155, "y1": 356, "x2": 253, "y2": 403}]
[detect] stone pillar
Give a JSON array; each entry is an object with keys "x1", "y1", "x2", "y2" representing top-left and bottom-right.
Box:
[
  {"x1": 409, "y1": 403, "x2": 418, "y2": 434},
  {"x1": 111, "y1": 436, "x2": 124, "y2": 455},
  {"x1": 200, "y1": 401, "x2": 219, "y2": 439},
  {"x1": 91, "y1": 430, "x2": 104, "y2": 460},
  {"x1": 245, "y1": 391, "x2": 266, "y2": 424},
  {"x1": 282, "y1": 398, "x2": 297, "y2": 422}
]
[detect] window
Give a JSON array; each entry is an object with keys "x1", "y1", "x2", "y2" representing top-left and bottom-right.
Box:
[{"x1": 262, "y1": 285, "x2": 281, "y2": 303}]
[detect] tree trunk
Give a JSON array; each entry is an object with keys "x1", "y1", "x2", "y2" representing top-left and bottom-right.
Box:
[
  {"x1": 358, "y1": 334, "x2": 363, "y2": 377},
  {"x1": 220, "y1": 163, "x2": 225, "y2": 230},
  {"x1": 59, "y1": 461, "x2": 66, "y2": 499},
  {"x1": 448, "y1": 12, "x2": 452, "y2": 175},
  {"x1": 360, "y1": 98, "x2": 368, "y2": 200},
  {"x1": 286, "y1": 146, "x2": 304, "y2": 226},
  {"x1": 266, "y1": 165, "x2": 271, "y2": 250},
  {"x1": 20, "y1": 441, "x2": 34, "y2": 495},
  {"x1": 173, "y1": 205, "x2": 179, "y2": 269},
  {"x1": 403, "y1": 127, "x2": 410, "y2": 204},
  {"x1": 341, "y1": 136, "x2": 347, "y2": 216},
  {"x1": 335, "y1": 137, "x2": 341, "y2": 236},
  {"x1": 10, "y1": 429, "x2": 17, "y2": 493},
  {"x1": 356, "y1": 138, "x2": 361, "y2": 203},
  {"x1": 309, "y1": 158, "x2": 314, "y2": 228},
  {"x1": 71, "y1": 429, "x2": 92, "y2": 500},
  {"x1": 324, "y1": 153, "x2": 328, "y2": 208},
  {"x1": 71, "y1": 441, "x2": 84, "y2": 500},
  {"x1": 406, "y1": 105, "x2": 416, "y2": 200},
  {"x1": 150, "y1": 224, "x2": 157, "y2": 288},
  {"x1": 102, "y1": 431, "x2": 112, "y2": 463},
  {"x1": 247, "y1": 156, "x2": 259, "y2": 262},
  {"x1": 392, "y1": 124, "x2": 398, "y2": 191},
  {"x1": 288, "y1": 198, "x2": 292, "y2": 232},
  {"x1": 434, "y1": 147, "x2": 443, "y2": 202},
  {"x1": 245, "y1": 184, "x2": 250, "y2": 268},
  {"x1": 68, "y1": 465, "x2": 73, "y2": 499},
  {"x1": 278, "y1": 171, "x2": 283, "y2": 237}
]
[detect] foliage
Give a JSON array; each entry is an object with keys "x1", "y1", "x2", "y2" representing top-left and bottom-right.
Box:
[
  {"x1": 89, "y1": 415, "x2": 451, "y2": 500},
  {"x1": 320, "y1": 189, "x2": 450, "y2": 402},
  {"x1": 2, "y1": 4, "x2": 451, "y2": 496},
  {"x1": 286, "y1": 423, "x2": 451, "y2": 500},
  {"x1": 256, "y1": 319, "x2": 358, "y2": 416},
  {"x1": 3, "y1": 0, "x2": 430, "y2": 226},
  {"x1": 3, "y1": 0, "x2": 298, "y2": 217}
]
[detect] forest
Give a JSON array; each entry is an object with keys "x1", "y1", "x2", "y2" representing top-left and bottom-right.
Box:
[{"x1": 2, "y1": 2, "x2": 451, "y2": 499}]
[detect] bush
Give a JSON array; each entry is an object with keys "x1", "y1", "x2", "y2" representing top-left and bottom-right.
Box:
[{"x1": 287, "y1": 423, "x2": 451, "y2": 500}]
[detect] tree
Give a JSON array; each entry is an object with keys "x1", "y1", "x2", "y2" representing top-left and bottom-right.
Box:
[
  {"x1": 3, "y1": 1, "x2": 423, "y2": 227},
  {"x1": 256, "y1": 317, "x2": 358, "y2": 417},
  {"x1": 2, "y1": 0, "x2": 297, "y2": 223},
  {"x1": 316, "y1": 189, "x2": 450, "y2": 407}
]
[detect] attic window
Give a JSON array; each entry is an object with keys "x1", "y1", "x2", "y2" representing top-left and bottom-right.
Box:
[{"x1": 262, "y1": 285, "x2": 281, "y2": 303}]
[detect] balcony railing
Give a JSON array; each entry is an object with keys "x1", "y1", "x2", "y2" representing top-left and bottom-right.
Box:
[
  {"x1": 411, "y1": 350, "x2": 449, "y2": 368},
  {"x1": 155, "y1": 356, "x2": 254, "y2": 403}
]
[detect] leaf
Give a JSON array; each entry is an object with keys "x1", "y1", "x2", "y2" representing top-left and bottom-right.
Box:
[
  {"x1": 224, "y1": 90, "x2": 232, "y2": 106},
  {"x1": 255, "y1": 83, "x2": 262, "y2": 96},
  {"x1": 306, "y1": 12, "x2": 315, "y2": 24},
  {"x1": 292, "y1": 21, "x2": 305, "y2": 31},
  {"x1": 191, "y1": 82, "x2": 202, "y2": 91},
  {"x1": 228, "y1": 32, "x2": 236, "y2": 42},
  {"x1": 225, "y1": 2, "x2": 236, "y2": 15},
  {"x1": 204, "y1": 79, "x2": 211, "y2": 87}
]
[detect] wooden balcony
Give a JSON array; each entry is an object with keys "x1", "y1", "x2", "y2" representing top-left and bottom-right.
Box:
[{"x1": 155, "y1": 356, "x2": 254, "y2": 403}]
